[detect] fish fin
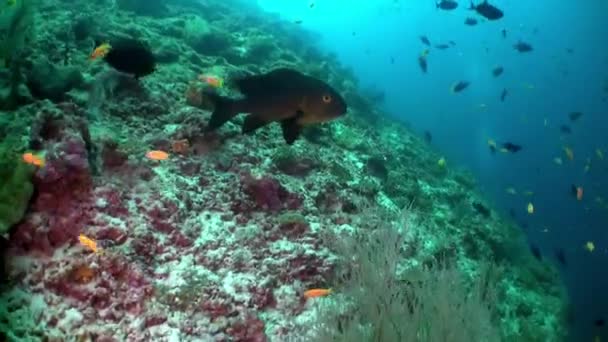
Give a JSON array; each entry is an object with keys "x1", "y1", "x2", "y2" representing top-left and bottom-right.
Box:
[
  {"x1": 205, "y1": 92, "x2": 238, "y2": 131},
  {"x1": 242, "y1": 114, "x2": 270, "y2": 134},
  {"x1": 280, "y1": 117, "x2": 301, "y2": 145},
  {"x1": 235, "y1": 68, "x2": 308, "y2": 96}
]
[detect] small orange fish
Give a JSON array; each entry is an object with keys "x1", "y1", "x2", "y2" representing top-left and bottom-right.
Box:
[
  {"x1": 78, "y1": 234, "x2": 100, "y2": 254},
  {"x1": 22, "y1": 152, "x2": 45, "y2": 167},
  {"x1": 90, "y1": 43, "x2": 111, "y2": 60},
  {"x1": 576, "y1": 187, "x2": 584, "y2": 201},
  {"x1": 198, "y1": 74, "x2": 223, "y2": 88},
  {"x1": 146, "y1": 150, "x2": 169, "y2": 161},
  {"x1": 304, "y1": 288, "x2": 332, "y2": 299},
  {"x1": 171, "y1": 139, "x2": 190, "y2": 154}
]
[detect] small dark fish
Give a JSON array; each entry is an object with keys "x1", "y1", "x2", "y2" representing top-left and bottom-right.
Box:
[
  {"x1": 492, "y1": 66, "x2": 504, "y2": 77},
  {"x1": 560, "y1": 124, "x2": 572, "y2": 134},
  {"x1": 418, "y1": 55, "x2": 428, "y2": 73},
  {"x1": 500, "y1": 88, "x2": 508, "y2": 102},
  {"x1": 448, "y1": 40, "x2": 456, "y2": 46},
  {"x1": 390, "y1": 56, "x2": 395, "y2": 64},
  {"x1": 420, "y1": 35, "x2": 431, "y2": 46},
  {"x1": 530, "y1": 244, "x2": 542, "y2": 261},
  {"x1": 464, "y1": 17, "x2": 478, "y2": 26},
  {"x1": 436, "y1": 0, "x2": 458, "y2": 10},
  {"x1": 595, "y1": 319, "x2": 605, "y2": 327},
  {"x1": 514, "y1": 41, "x2": 533, "y2": 53},
  {"x1": 501, "y1": 29, "x2": 507, "y2": 38},
  {"x1": 103, "y1": 38, "x2": 156, "y2": 78},
  {"x1": 554, "y1": 248, "x2": 567, "y2": 267},
  {"x1": 570, "y1": 184, "x2": 580, "y2": 198},
  {"x1": 472, "y1": 201, "x2": 491, "y2": 217},
  {"x1": 509, "y1": 208, "x2": 516, "y2": 218},
  {"x1": 502, "y1": 142, "x2": 522, "y2": 153},
  {"x1": 294, "y1": 19, "x2": 303, "y2": 24},
  {"x1": 566, "y1": 48, "x2": 574, "y2": 54},
  {"x1": 452, "y1": 81, "x2": 470, "y2": 93},
  {"x1": 568, "y1": 111, "x2": 583, "y2": 121},
  {"x1": 470, "y1": 1, "x2": 503, "y2": 20},
  {"x1": 435, "y1": 44, "x2": 450, "y2": 50},
  {"x1": 424, "y1": 131, "x2": 432, "y2": 143},
  {"x1": 203, "y1": 68, "x2": 347, "y2": 144}
]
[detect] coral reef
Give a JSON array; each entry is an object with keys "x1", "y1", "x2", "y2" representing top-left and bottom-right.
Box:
[{"x1": 0, "y1": 0, "x2": 568, "y2": 341}]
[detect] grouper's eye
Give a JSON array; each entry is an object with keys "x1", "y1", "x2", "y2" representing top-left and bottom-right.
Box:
[{"x1": 322, "y1": 94, "x2": 332, "y2": 103}]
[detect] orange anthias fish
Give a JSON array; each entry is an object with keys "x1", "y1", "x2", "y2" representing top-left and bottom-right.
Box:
[
  {"x1": 198, "y1": 74, "x2": 224, "y2": 88},
  {"x1": 22, "y1": 152, "x2": 45, "y2": 167},
  {"x1": 576, "y1": 187, "x2": 584, "y2": 201},
  {"x1": 146, "y1": 150, "x2": 170, "y2": 161},
  {"x1": 79, "y1": 234, "x2": 101, "y2": 254},
  {"x1": 90, "y1": 42, "x2": 112, "y2": 60},
  {"x1": 304, "y1": 288, "x2": 332, "y2": 299}
]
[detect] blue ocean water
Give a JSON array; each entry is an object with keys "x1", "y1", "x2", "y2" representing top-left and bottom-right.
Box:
[{"x1": 258, "y1": 0, "x2": 608, "y2": 340}]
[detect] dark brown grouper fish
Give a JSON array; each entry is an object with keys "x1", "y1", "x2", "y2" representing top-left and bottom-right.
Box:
[{"x1": 204, "y1": 68, "x2": 347, "y2": 144}]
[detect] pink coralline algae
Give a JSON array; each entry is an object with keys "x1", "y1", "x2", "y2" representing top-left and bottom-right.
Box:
[
  {"x1": 11, "y1": 121, "x2": 94, "y2": 254},
  {"x1": 226, "y1": 314, "x2": 268, "y2": 342},
  {"x1": 241, "y1": 173, "x2": 302, "y2": 212}
]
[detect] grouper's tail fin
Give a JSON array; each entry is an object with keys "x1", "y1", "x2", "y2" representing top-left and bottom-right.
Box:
[{"x1": 203, "y1": 92, "x2": 238, "y2": 131}]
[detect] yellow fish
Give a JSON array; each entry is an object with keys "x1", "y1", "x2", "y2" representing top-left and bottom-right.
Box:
[
  {"x1": 527, "y1": 202, "x2": 534, "y2": 214},
  {"x1": 584, "y1": 241, "x2": 595, "y2": 252},
  {"x1": 563, "y1": 146, "x2": 574, "y2": 161},
  {"x1": 78, "y1": 234, "x2": 102, "y2": 254},
  {"x1": 437, "y1": 157, "x2": 446, "y2": 168},
  {"x1": 597, "y1": 148, "x2": 605, "y2": 160}
]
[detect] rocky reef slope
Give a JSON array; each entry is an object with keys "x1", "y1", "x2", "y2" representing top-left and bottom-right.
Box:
[{"x1": 0, "y1": 0, "x2": 567, "y2": 341}]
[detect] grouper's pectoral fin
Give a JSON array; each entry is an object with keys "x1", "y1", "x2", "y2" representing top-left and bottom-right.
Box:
[
  {"x1": 242, "y1": 114, "x2": 270, "y2": 134},
  {"x1": 280, "y1": 117, "x2": 301, "y2": 145}
]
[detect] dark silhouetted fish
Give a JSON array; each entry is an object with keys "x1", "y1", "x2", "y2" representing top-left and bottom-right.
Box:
[
  {"x1": 203, "y1": 68, "x2": 347, "y2": 144},
  {"x1": 472, "y1": 201, "x2": 491, "y2": 217},
  {"x1": 435, "y1": 44, "x2": 450, "y2": 50},
  {"x1": 514, "y1": 41, "x2": 533, "y2": 52},
  {"x1": 500, "y1": 88, "x2": 508, "y2": 102},
  {"x1": 470, "y1": 1, "x2": 503, "y2": 20},
  {"x1": 560, "y1": 124, "x2": 572, "y2": 134},
  {"x1": 418, "y1": 54, "x2": 428, "y2": 73},
  {"x1": 424, "y1": 131, "x2": 432, "y2": 143},
  {"x1": 492, "y1": 66, "x2": 504, "y2": 77},
  {"x1": 568, "y1": 111, "x2": 583, "y2": 121},
  {"x1": 436, "y1": 0, "x2": 458, "y2": 10},
  {"x1": 451, "y1": 81, "x2": 470, "y2": 93},
  {"x1": 554, "y1": 248, "x2": 567, "y2": 267},
  {"x1": 420, "y1": 35, "x2": 431, "y2": 46},
  {"x1": 464, "y1": 17, "x2": 478, "y2": 26},
  {"x1": 501, "y1": 29, "x2": 507, "y2": 38},
  {"x1": 595, "y1": 319, "x2": 605, "y2": 327},
  {"x1": 530, "y1": 244, "x2": 542, "y2": 261},
  {"x1": 103, "y1": 38, "x2": 156, "y2": 78},
  {"x1": 502, "y1": 142, "x2": 522, "y2": 153}
]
